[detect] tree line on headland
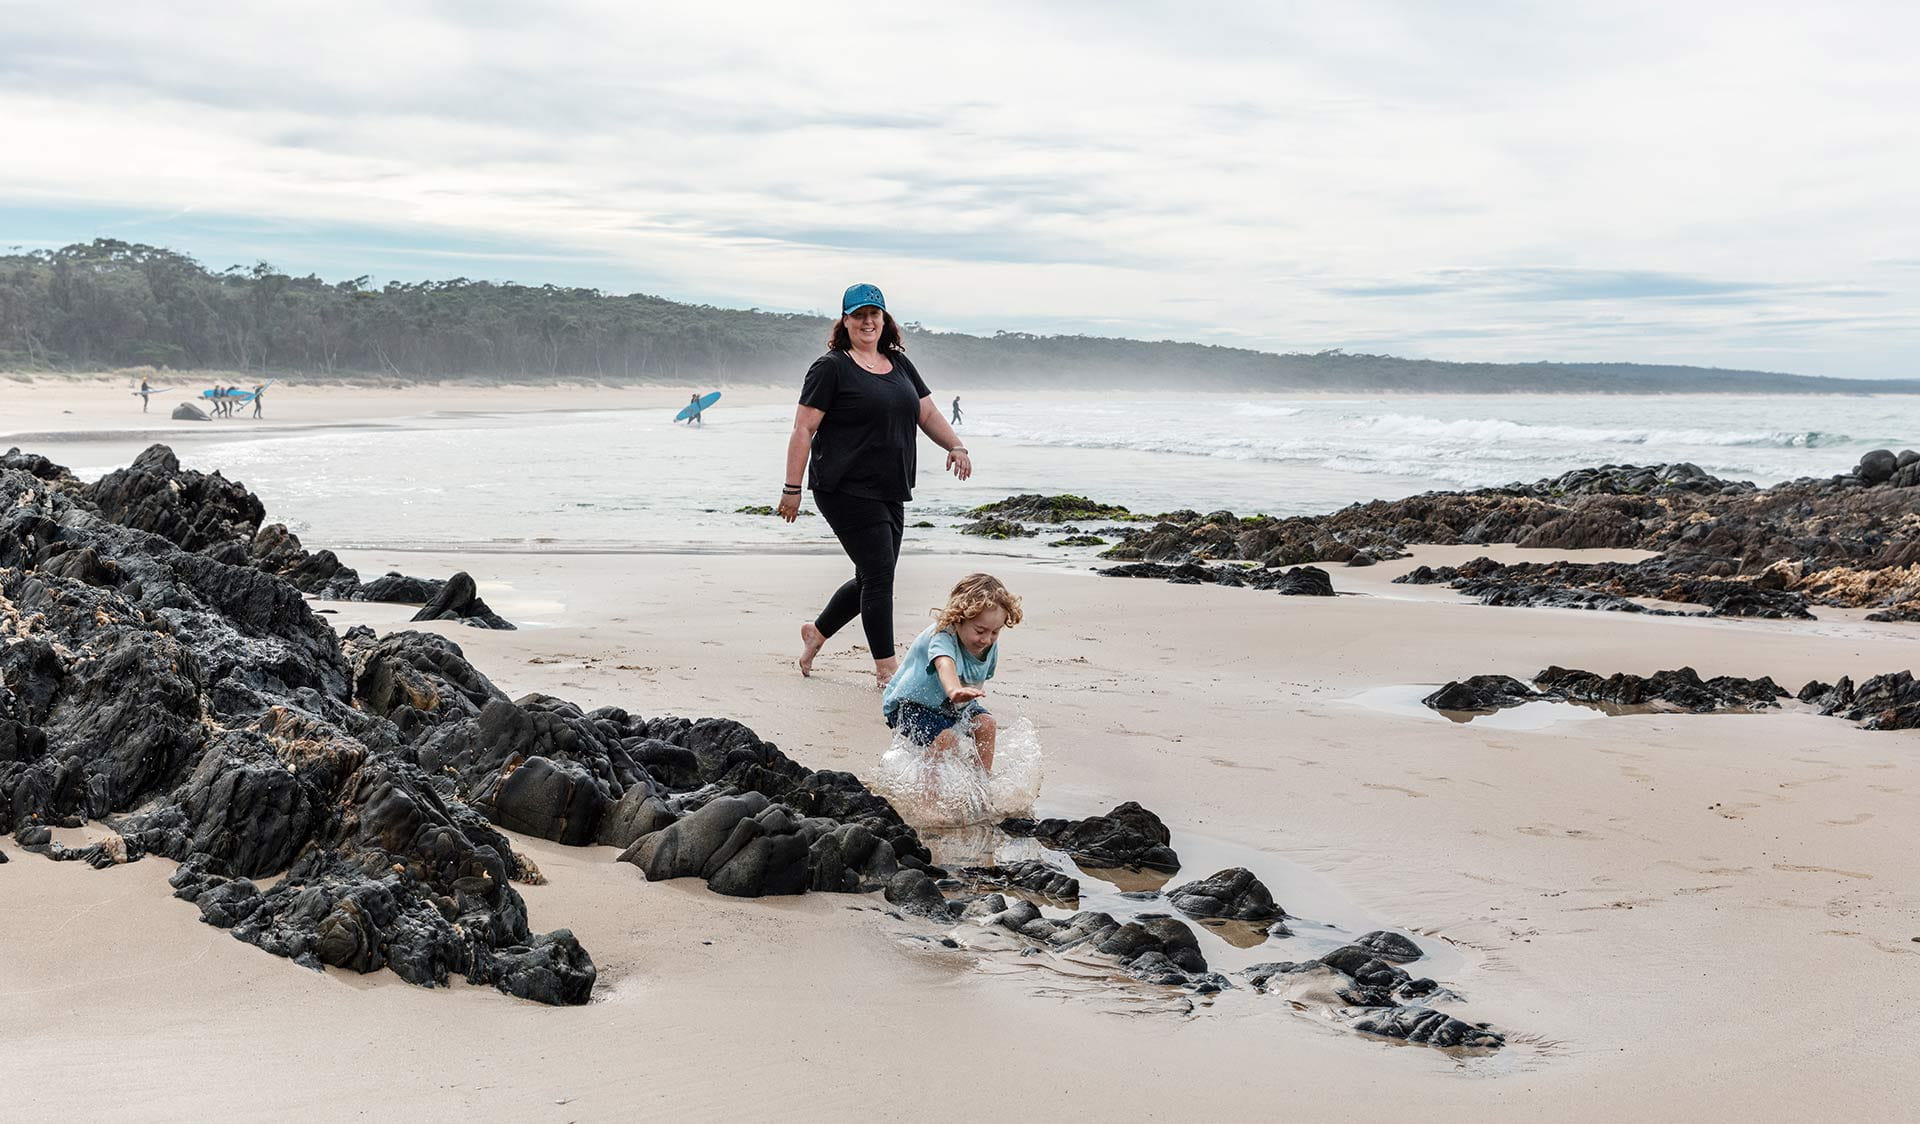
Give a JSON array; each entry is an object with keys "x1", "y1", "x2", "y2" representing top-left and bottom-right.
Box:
[{"x1": 2, "y1": 239, "x2": 1911, "y2": 393}]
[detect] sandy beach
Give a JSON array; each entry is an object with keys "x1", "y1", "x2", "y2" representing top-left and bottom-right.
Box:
[{"x1": 4, "y1": 382, "x2": 1919, "y2": 1122}]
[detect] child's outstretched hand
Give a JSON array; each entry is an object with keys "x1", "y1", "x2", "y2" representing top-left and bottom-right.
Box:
[{"x1": 948, "y1": 686, "x2": 986, "y2": 705}]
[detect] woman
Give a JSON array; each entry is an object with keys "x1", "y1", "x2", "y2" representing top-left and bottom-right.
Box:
[{"x1": 778, "y1": 283, "x2": 971, "y2": 688}]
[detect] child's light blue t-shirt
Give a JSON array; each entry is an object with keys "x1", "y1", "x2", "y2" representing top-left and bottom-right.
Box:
[{"x1": 882, "y1": 624, "x2": 998, "y2": 720}]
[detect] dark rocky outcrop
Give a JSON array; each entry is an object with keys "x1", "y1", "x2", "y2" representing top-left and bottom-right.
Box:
[
  {"x1": 1422, "y1": 675, "x2": 1540, "y2": 712},
  {"x1": 1401, "y1": 556, "x2": 1813, "y2": 619},
  {"x1": 1098, "y1": 561, "x2": 1334, "y2": 596},
  {"x1": 75, "y1": 442, "x2": 476, "y2": 616},
  {"x1": 171, "y1": 402, "x2": 209, "y2": 421},
  {"x1": 1864, "y1": 607, "x2": 1920, "y2": 623},
  {"x1": 248, "y1": 523, "x2": 362, "y2": 600},
  {"x1": 1354, "y1": 1006, "x2": 1505, "y2": 1049},
  {"x1": 958, "y1": 517, "x2": 1038, "y2": 540},
  {"x1": 1262, "y1": 565, "x2": 1335, "y2": 596},
  {"x1": 969, "y1": 898, "x2": 1220, "y2": 987},
  {"x1": 1800, "y1": 671, "x2": 1920, "y2": 730},
  {"x1": 1, "y1": 445, "x2": 946, "y2": 1006},
  {"x1": 0, "y1": 452, "x2": 589, "y2": 1004},
  {"x1": 86, "y1": 444, "x2": 265, "y2": 554},
  {"x1": 967, "y1": 494, "x2": 1145, "y2": 524},
  {"x1": 357, "y1": 573, "x2": 446, "y2": 603},
  {"x1": 1072, "y1": 455, "x2": 1920, "y2": 617},
  {"x1": 1002, "y1": 801, "x2": 1180, "y2": 874},
  {"x1": 411, "y1": 572, "x2": 514, "y2": 630},
  {"x1": 1355, "y1": 930, "x2": 1425, "y2": 963},
  {"x1": 1533, "y1": 666, "x2": 1787, "y2": 713},
  {"x1": 961, "y1": 859, "x2": 1081, "y2": 902},
  {"x1": 1166, "y1": 867, "x2": 1285, "y2": 922},
  {"x1": 617, "y1": 790, "x2": 925, "y2": 902}
]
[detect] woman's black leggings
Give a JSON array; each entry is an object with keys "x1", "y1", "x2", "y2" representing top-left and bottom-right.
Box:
[{"x1": 812, "y1": 490, "x2": 905, "y2": 660}]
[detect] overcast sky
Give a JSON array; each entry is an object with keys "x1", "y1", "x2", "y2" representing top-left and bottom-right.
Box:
[{"x1": 4, "y1": 1, "x2": 1917, "y2": 377}]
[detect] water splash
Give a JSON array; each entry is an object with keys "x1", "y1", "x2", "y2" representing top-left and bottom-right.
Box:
[{"x1": 871, "y1": 715, "x2": 1045, "y2": 828}]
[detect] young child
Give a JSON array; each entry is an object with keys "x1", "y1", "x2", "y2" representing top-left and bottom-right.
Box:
[{"x1": 881, "y1": 573, "x2": 1023, "y2": 770}]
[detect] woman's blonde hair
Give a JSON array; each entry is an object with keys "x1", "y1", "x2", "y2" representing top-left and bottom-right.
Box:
[{"x1": 935, "y1": 573, "x2": 1024, "y2": 631}]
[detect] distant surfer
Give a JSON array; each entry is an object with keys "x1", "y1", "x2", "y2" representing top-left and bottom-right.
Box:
[
  {"x1": 951, "y1": 396, "x2": 962, "y2": 425},
  {"x1": 139, "y1": 377, "x2": 150, "y2": 413},
  {"x1": 686, "y1": 393, "x2": 703, "y2": 426},
  {"x1": 779, "y1": 282, "x2": 973, "y2": 689},
  {"x1": 251, "y1": 384, "x2": 264, "y2": 419}
]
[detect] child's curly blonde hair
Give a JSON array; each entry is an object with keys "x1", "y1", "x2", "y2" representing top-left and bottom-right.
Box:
[{"x1": 935, "y1": 572, "x2": 1024, "y2": 631}]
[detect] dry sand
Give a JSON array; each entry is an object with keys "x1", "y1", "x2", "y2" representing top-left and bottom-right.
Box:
[{"x1": 4, "y1": 384, "x2": 1919, "y2": 1122}]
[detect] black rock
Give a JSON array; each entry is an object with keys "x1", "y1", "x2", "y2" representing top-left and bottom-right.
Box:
[
  {"x1": 356, "y1": 572, "x2": 447, "y2": 604},
  {"x1": 411, "y1": 571, "x2": 515, "y2": 630},
  {"x1": 1003, "y1": 801, "x2": 1181, "y2": 873},
  {"x1": 961, "y1": 859, "x2": 1080, "y2": 901},
  {"x1": 1422, "y1": 675, "x2": 1539, "y2": 712},
  {"x1": 1826, "y1": 670, "x2": 1920, "y2": 730},
  {"x1": 1856, "y1": 449, "x2": 1899, "y2": 485},
  {"x1": 1534, "y1": 665, "x2": 1786, "y2": 712},
  {"x1": 1258, "y1": 565, "x2": 1335, "y2": 596},
  {"x1": 1353, "y1": 1006, "x2": 1505, "y2": 1049},
  {"x1": 171, "y1": 403, "x2": 209, "y2": 421},
  {"x1": 1355, "y1": 930, "x2": 1424, "y2": 963},
  {"x1": 1166, "y1": 867, "x2": 1284, "y2": 922}
]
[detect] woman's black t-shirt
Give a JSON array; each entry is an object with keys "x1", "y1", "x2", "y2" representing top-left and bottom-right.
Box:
[{"x1": 799, "y1": 350, "x2": 932, "y2": 501}]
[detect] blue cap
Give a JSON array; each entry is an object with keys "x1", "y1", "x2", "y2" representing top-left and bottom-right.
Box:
[{"x1": 842, "y1": 283, "x2": 886, "y2": 314}]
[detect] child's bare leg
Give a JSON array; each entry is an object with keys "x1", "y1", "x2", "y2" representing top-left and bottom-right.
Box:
[
  {"x1": 970, "y1": 714, "x2": 997, "y2": 771},
  {"x1": 927, "y1": 728, "x2": 962, "y2": 760},
  {"x1": 798, "y1": 622, "x2": 825, "y2": 677}
]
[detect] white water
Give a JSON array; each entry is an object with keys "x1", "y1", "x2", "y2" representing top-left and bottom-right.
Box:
[
  {"x1": 871, "y1": 715, "x2": 1045, "y2": 828},
  {"x1": 57, "y1": 391, "x2": 1918, "y2": 557}
]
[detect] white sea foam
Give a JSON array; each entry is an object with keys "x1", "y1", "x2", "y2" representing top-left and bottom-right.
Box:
[
  {"x1": 146, "y1": 393, "x2": 1904, "y2": 553},
  {"x1": 1348, "y1": 412, "x2": 1850, "y2": 449}
]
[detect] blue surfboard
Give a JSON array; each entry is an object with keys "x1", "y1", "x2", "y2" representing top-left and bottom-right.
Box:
[{"x1": 676, "y1": 391, "x2": 721, "y2": 421}]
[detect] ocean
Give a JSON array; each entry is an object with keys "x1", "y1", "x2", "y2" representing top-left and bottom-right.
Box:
[{"x1": 77, "y1": 392, "x2": 1917, "y2": 557}]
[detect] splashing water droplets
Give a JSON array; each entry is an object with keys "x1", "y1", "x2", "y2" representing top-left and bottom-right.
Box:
[{"x1": 872, "y1": 716, "x2": 1045, "y2": 827}]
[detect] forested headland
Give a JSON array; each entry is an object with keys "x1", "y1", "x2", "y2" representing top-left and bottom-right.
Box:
[{"x1": 3, "y1": 239, "x2": 1912, "y2": 393}]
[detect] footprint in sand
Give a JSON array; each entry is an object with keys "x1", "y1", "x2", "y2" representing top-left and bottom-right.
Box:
[
  {"x1": 1361, "y1": 782, "x2": 1427, "y2": 798},
  {"x1": 1823, "y1": 812, "x2": 1874, "y2": 827},
  {"x1": 1778, "y1": 772, "x2": 1845, "y2": 789},
  {"x1": 1773, "y1": 862, "x2": 1873, "y2": 880},
  {"x1": 1517, "y1": 825, "x2": 1597, "y2": 840},
  {"x1": 1206, "y1": 756, "x2": 1275, "y2": 772},
  {"x1": 1822, "y1": 930, "x2": 1920, "y2": 956}
]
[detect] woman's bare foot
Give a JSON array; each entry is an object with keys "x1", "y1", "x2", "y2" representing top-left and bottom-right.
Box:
[
  {"x1": 874, "y1": 655, "x2": 899, "y2": 690},
  {"x1": 798, "y1": 622, "x2": 825, "y2": 677}
]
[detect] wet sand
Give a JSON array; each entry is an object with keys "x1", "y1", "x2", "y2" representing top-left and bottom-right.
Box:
[{"x1": 7, "y1": 538, "x2": 1919, "y2": 1121}]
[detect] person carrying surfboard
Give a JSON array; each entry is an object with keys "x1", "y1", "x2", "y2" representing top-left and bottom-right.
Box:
[
  {"x1": 139, "y1": 378, "x2": 150, "y2": 413},
  {"x1": 779, "y1": 282, "x2": 972, "y2": 689},
  {"x1": 251, "y1": 384, "x2": 265, "y2": 418}
]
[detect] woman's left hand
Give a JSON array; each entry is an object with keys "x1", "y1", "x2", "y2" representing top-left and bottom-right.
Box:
[{"x1": 946, "y1": 447, "x2": 972, "y2": 481}]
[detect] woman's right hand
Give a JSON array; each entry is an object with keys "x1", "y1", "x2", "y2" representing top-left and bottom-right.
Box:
[{"x1": 777, "y1": 491, "x2": 802, "y2": 522}]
